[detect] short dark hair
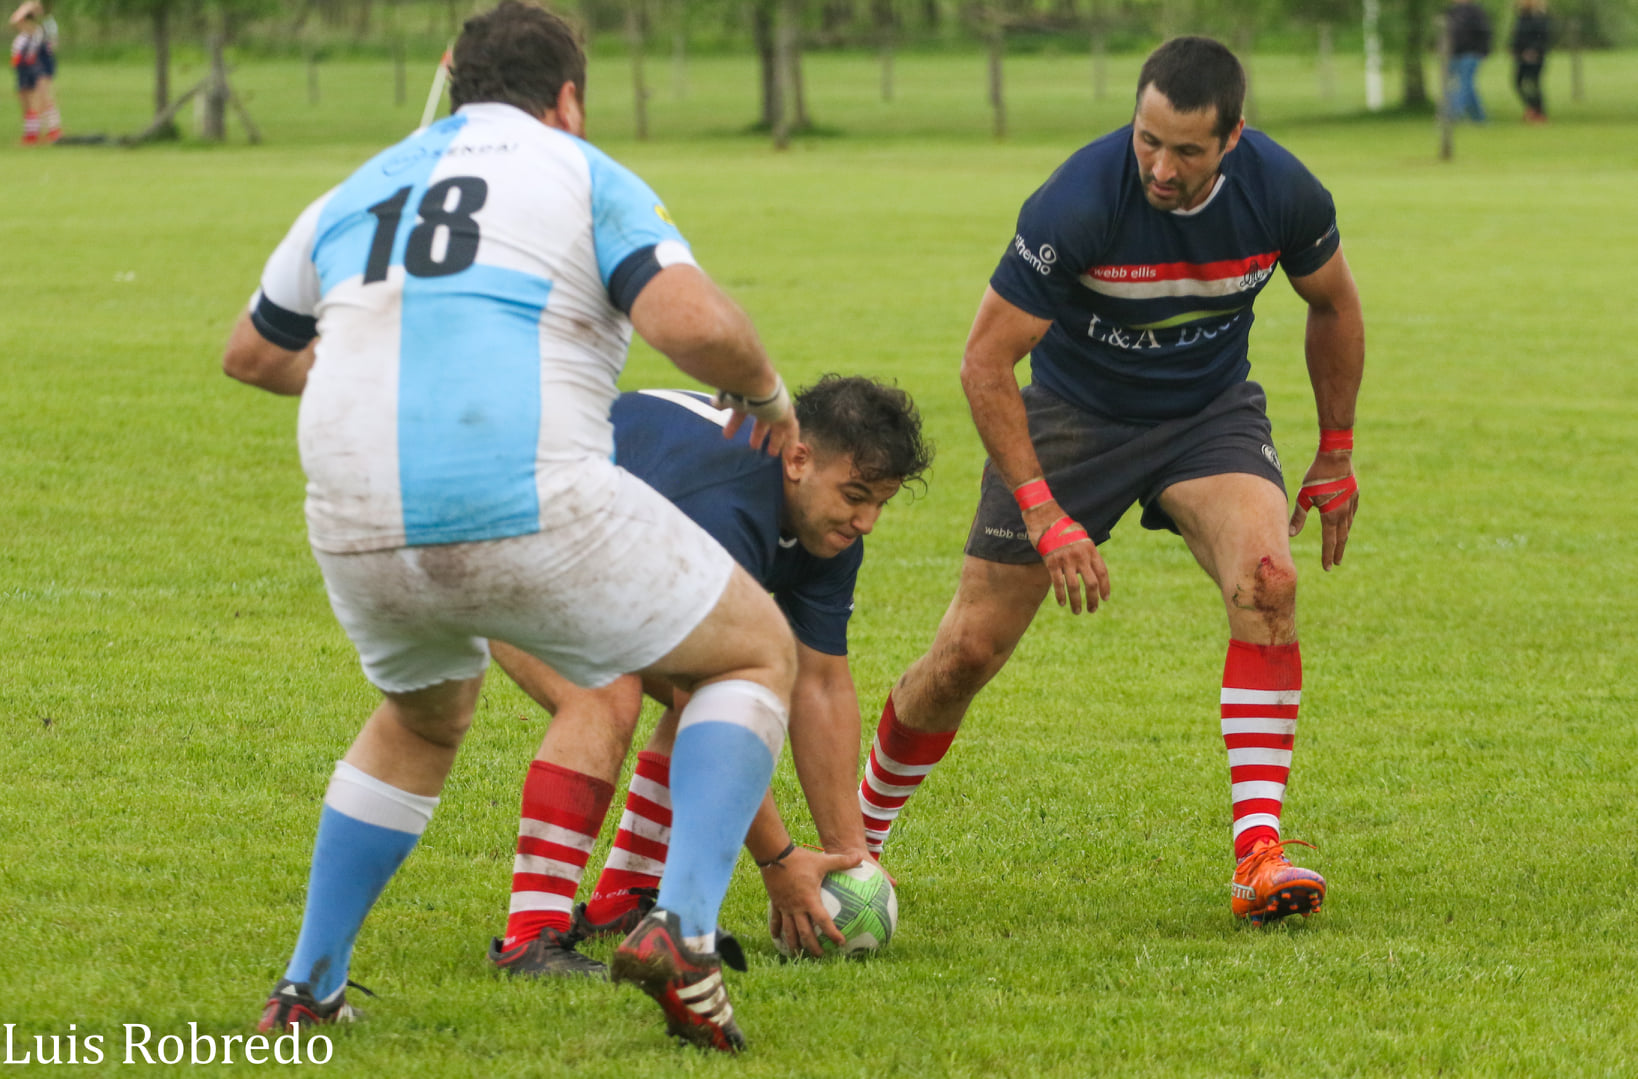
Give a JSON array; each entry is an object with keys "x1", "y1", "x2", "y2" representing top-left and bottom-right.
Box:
[
  {"x1": 448, "y1": 1, "x2": 586, "y2": 115},
  {"x1": 794, "y1": 375, "x2": 933, "y2": 491},
  {"x1": 1136, "y1": 36, "x2": 1246, "y2": 142}
]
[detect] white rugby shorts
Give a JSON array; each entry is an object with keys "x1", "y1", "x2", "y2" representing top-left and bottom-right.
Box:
[{"x1": 313, "y1": 460, "x2": 736, "y2": 694}]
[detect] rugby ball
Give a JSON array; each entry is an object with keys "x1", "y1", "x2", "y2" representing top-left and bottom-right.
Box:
[{"x1": 774, "y1": 860, "x2": 898, "y2": 958}]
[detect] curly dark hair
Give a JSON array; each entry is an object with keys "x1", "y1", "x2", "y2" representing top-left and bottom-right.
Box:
[
  {"x1": 448, "y1": 1, "x2": 586, "y2": 116},
  {"x1": 794, "y1": 375, "x2": 933, "y2": 491},
  {"x1": 1136, "y1": 36, "x2": 1246, "y2": 143}
]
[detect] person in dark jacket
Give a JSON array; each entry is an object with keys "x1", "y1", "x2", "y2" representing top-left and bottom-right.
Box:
[
  {"x1": 1510, "y1": 0, "x2": 1552, "y2": 122},
  {"x1": 1446, "y1": 0, "x2": 1494, "y2": 121}
]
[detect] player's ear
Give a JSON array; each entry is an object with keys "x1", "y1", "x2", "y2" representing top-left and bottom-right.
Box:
[
  {"x1": 545, "y1": 81, "x2": 586, "y2": 137},
  {"x1": 782, "y1": 440, "x2": 813, "y2": 481}
]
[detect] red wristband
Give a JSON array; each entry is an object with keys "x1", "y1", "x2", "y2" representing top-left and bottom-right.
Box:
[
  {"x1": 1036, "y1": 516, "x2": 1089, "y2": 555},
  {"x1": 1013, "y1": 477, "x2": 1052, "y2": 513},
  {"x1": 1319, "y1": 428, "x2": 1354, "y2": 453}
]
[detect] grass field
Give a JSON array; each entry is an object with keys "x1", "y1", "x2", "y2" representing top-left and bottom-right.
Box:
[{"x1": 3, "y1": 46, "x2": 1638, "y2": 1077}]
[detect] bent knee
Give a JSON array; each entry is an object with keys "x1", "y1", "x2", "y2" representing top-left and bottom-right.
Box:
[
  {"x1": 1232, "y1": 554, "x2": 1297, "y2": 609},
  {"x1": 929, "y1": 625, "x2": 1015, "y2": 701},
  {"x1": 1227, "y1": 554, "x2": 1298, "y2": 642},
  {"x1": 762, "y1": 629, "x2": 799, "y2": 698},
  {"x1": 580, "y1": 675, "x2": 645, "y2": 739}
]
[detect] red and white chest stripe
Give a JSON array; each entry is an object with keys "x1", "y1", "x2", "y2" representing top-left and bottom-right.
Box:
[{"x1": 1080, "y1": 251, "x2": 1279, "y2": 299}]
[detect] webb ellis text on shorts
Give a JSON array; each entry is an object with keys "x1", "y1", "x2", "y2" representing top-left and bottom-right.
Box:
[{"x1": 3, "y1": 1022, "x2": 334, "y2": 1066}]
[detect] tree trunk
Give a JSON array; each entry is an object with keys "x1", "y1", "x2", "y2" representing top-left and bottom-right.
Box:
[
  {"x1": 1235, "y1": 22, "x2": 1258, "y2": 126},
  {"x1": 392, "y1": 12, "x2": 407, "y2": 107},
  {"x1": 874, "y1": 0, "x2": 893, "y2": 101},
  {"x1": 1437, "y1": 12, "x2": 1453, "y2": 159},
  {"x1": 627, "y1": 0, "x2": 649, "y2": 140},
  {"x1": 987, "y1": 17, "x2": 1006, "y2": 140},
  {"x1": 1317, "y1": 23, "x2": 1335, "y2": 101},
  {"x1": 671, "y1": 0, "x2": 688, "y2": 101},
  {"x1": 203, "y1": 28, "x2": 229, "y2": 141},
  {"x1": 755, "y1": 0, "x2": 778, "y2": 129},
  {"x1": 791, "y1": 17, "x2": 809, "y2": 129},
  {"x1": 1402, "y1": 0, "x2": 1430, "y2": 108},
  {"x1": 1568, "y1": 11, "x2": 1584, "y2": 102},
  {"x1": 1089, "y1": 15, "x2": 1107, "y2": 102},
  {"x1": 152, "y1": 5, "x2": 171, "y2": 116},
  {"x1": 772, "y1": 0, "x2": 797, "y2": 147}
]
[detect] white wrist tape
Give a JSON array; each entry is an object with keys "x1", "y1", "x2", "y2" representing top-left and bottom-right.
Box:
[{"x1": 715, "y1": 375, "x2": 791, "y2": 424}]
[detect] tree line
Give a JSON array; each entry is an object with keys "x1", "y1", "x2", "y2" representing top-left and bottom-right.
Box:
[{"x1": 66, "y1": 0, "x2": 1636, "y2": 142}]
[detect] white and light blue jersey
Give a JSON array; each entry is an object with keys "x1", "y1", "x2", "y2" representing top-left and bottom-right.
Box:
[{"x1": 250, "y1": 102, "x2": 696, "y2": 553}]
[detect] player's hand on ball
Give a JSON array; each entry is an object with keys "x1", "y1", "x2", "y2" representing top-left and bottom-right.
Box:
[
  {"x1": 761, "y1": 846, "x2": 861, "y2": 957},
  {"x1": 1023, "y1": 500, "x2": 1110, "y2": 615},
  {"x1": 1289, "y1": 450, "x2": 1359, "y2": 572}
]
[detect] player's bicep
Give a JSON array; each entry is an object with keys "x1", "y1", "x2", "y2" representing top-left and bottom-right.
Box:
[
  {"x1": 582, "y1": 143, "x2": 696, "y2": 312},
  {"x1": 1286, "y1": 247, "x2": 1359, "y2": 317},
  {"x1": 965, "y1": 286, "x2": 1053, "y2": 373},
  {"x1": 257, "y1": 192, "x2": 329, "y2": 325}
]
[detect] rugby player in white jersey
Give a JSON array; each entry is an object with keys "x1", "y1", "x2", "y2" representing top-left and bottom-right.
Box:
[{"x1": 224, "y1": 0, "x2": 799, "y2": 1053}]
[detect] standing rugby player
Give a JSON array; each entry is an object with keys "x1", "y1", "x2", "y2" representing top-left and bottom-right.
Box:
[
  {"x1": 226, "y1": 1, "x2": 800, "y2": 1052},
  {"x1": 858, "y1": 36, "x2": 1364, "y2": 925}
]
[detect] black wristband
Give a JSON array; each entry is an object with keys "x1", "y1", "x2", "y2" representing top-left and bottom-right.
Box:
[{"x1": 755, "y1": 841, "x2": 797, "y2": 868}]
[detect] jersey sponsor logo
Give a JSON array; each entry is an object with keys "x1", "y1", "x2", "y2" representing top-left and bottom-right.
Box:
[
  {"x1": 1012, "y1": 233, "x2": 1057, "y2": 276},
  {"x1": 443, "y1": 141, "x2": 519, "y2": 157},
  {"x1": 1085, "y1": 310, "x2": 1244, "y2": 352},
  {"x1": 654, "y1": 203, "x2": 675, "y2": 225},
  {"x1": 1080, "y1": 251, "x2": 1279, "y2": 299}
]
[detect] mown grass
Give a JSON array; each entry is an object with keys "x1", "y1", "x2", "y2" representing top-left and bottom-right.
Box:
[{"x1": 2, "y1": 48, "x2": 1636, "y2": 1077}]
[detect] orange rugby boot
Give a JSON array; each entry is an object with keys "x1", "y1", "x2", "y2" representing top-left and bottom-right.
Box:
[{"x1": 1230, "y1": 838, "x2": 1326, "y2": 925}]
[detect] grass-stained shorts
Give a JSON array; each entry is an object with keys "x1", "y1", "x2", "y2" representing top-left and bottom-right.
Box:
[
  {"x1": 314, "y1": 460, "x2": 736, "y2": 694},
  {"x1": 965, "y1": 380, "x2": 1286, "y2": 565}
]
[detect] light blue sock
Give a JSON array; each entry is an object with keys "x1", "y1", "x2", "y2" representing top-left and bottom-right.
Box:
[
  {"x1": 284, "y1": 763, "x2": 438, "y2": 1001},
  {"x1": 656, "y1": 681, "x2": 786, "y2": 943}
]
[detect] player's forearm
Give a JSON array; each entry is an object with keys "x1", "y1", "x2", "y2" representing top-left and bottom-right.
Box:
[
  {"x1": 1304, "y1": 302, "x2": 1364, "y2": 431},
  {"x1": 788, "y1": 678, "x2": 868, "y2": 854},
  {"x1": 743, "y1": 791, "x2": 794, "y2": 864},
  {"x1": 961, "y1": 354, "x2": 1046, "y2": 490}
]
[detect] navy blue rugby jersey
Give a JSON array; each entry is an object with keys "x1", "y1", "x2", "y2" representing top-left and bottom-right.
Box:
[
  {"x1": 991, "y1": 126, "x2": 1340, "y2": 422},
  {"x1": 610, "y1": 389, "x2": 861, "y2": 656}
]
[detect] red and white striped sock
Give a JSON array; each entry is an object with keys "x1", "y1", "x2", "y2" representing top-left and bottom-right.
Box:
[
  {"x1": 22, "y1": 111, "x2": 39, "y2": 142},
  {"x1": 42, "y1": 105, "x2": 59, "y2": 137},
  {"x1": 502, "y1": 760, "x2": 613, "y2": 949},
  {"x1": 583, "y1": 750, "x2": 671, "y2": 925},
  {"x1": 1221, "y1": 639, "x2": 1301, "y2": 861},
  {"x1": 859, "y1": 695, "x2": 957, "y2": 858}
]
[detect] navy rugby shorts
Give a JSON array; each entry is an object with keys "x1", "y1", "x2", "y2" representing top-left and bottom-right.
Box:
[{"x1": 964, "y1": 379, "x2": 1286, "y2": 564}]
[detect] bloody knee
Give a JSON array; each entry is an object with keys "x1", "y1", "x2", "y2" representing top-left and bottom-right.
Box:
[{"x1": 1230, "y1": 555, "x2": 1297, "y2": 641}]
